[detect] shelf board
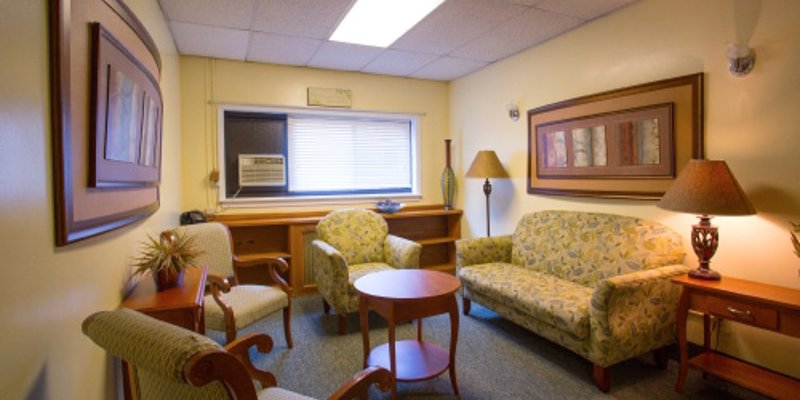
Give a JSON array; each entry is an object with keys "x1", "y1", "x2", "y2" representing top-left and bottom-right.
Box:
[
  {"x1": 689, "y1": 352, "x2": 800, "y2": 400},
  {"x1": 416, "y1": 237, "x2": 458, "y2": 246},
  {"x1": 425, "y1": 264, "x2": 455, "y2": 274},
  {"x1": 236, "y1": 252, "x2": 291, "y2": 262}
]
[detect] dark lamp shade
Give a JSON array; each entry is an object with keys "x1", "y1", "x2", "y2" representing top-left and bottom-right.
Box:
[
  {"x1": 657, "y1": 159, "x2": 755, "y2": 216},
  {"x1": 465, "y1": 150, "x2": 509, "y2": 178}
]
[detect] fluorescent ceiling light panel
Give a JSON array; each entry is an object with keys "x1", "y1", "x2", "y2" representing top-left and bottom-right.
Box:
[{"x1": 330, "y1": 0, "x2": 445, "y2": 48}]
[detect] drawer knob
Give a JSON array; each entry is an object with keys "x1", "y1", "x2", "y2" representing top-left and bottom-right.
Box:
[{"x1": 726, "y1": 306, "x2": 753, "y2": 319}]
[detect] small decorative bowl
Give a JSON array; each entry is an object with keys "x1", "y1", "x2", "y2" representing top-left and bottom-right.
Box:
[{"x1": 375, "y1": 202, "x2": 403, "y2": 214}]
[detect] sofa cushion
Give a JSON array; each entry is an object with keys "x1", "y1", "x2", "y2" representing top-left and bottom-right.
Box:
[
  {"x1": 459, "y1": 262, "x2": 594, "y2": 339},
  {"x1": 511, "y1": 210, "x2": 684, "y2": 287}
]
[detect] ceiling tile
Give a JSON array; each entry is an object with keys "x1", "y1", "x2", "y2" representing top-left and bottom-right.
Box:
[
  {"x1": 158, "y1": 0, "x2": 255, "y2": 29},
  {"x1": 250, "y1": 0, "x2": 352, "y2": 39},
  {"x1": 391, "y1": 0, "x2": 528, "y2": 56},
  {"x1": 535, "y1": 0, "x2": 638, "y2": 20},
  {"x1": 451, "y1": 8, "x2": 582, "y2": 62},
  {"x1": 361, "y1": 50, "x2": 440, "y2": 77},
  {"x1": 307, "y1": 42, "x2": 384, "y2": 72},
  {"x1": 410, "y1": 57, "x2": 489, "y2": 81},
  {"x1": 169, "y1": 22, "x2": 249, "y2": 60},
  {"x1": 247, "y1": 32, "x2": 321, "y2": 66}
]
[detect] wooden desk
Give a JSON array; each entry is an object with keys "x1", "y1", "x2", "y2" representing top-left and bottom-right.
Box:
[
  {"x1": 673, "y1": 275, "x2": 800, "y2": 400},
  {"x1": 355, "y1": 269, "x2": 461, "y2": 400}
]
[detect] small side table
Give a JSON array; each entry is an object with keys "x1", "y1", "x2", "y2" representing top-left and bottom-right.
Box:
[
  {"x1": 354, "y1": 269, "x2": 461, "y2": 400},
  {"x1": 120, "y1": 266, "x2": 207, "y2": 400},
  {"x1": 121, "y1": 266, "x2": 207, "y2": 332},
  {"x1": 673, "y1": 274, "x2": 800, "y2": 400}
]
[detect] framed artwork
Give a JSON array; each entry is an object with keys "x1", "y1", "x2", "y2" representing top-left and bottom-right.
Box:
[
  {"x1": 527, "y1": 73, "x2": 704, "y2": 199},
  {"x1": 49, "y1": 0, "x2": 163, "y2": 246},
  {"x1": 91, "y1": 22, "x2": 162, "y2": 186}
]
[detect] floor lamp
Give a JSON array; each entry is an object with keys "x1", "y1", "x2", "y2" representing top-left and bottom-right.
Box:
[{"x1": 466, "y1": 150, "x2": 509, "y2": 237}]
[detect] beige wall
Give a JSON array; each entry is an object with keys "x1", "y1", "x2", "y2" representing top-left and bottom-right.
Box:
[
  {"x1": 451, "y1": 0, "x2": 800, "y2": 377},
  {"x1": 0, "y1": 1, "x2": 182, "y2": 398},
  {"x1": 179, "y1": 57, "x2": 450, "y2": 214}
]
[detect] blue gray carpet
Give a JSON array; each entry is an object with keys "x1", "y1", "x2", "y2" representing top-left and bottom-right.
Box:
[{"x1": 207, "y1": 294, "x2": 769, "y2": 400}]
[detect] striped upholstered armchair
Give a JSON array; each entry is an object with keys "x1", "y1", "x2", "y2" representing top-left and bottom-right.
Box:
[
  {"x1": 312, "y1": 209, "x2": 421, "y2": 334},
  {"x1": 174, "y1": 222, "x2": 293, "y2": 347},
  {"x1": 83, "y1": 308, "x2": 391, "y2": 400}
]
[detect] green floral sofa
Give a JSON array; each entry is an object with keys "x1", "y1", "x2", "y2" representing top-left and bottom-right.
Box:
[{"x1": 456, "y1": 210, "x2": 689, "y2": 392}]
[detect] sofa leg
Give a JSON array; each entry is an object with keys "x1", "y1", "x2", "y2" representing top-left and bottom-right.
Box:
[
  {"x1": 592, "y1": 364, "x2": 610, "y2": 393},
  {"x1": 653, "y1": 346, "x2": 669, "y2": 369},
  {"x1": 337, "y1": 314, "x2": 347, "y2": 335},
  {"x1": 322, "y1": 299, "x2": 331, "y2": 315},
  {"x1": 462, "y1": 297, "x2": 471, "y2": 316}
]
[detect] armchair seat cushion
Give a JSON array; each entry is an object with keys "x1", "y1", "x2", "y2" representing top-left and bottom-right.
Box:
[
  {"x1": 459, "y1": 262, "x2": 593, "y2": 339},
  {"x1": 348, "y1": 262, "x2": 395, "y2": 284},
  {"x1": 205, "y1": 285, "x2": 288, "y2": 331},
  {"x1": 258, "y1": 387, "x2": 316, "y2": 400}
]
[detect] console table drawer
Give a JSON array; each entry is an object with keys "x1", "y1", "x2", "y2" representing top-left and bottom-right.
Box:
[
  {"x1": 781, "y1": 310, "x2": 800, "y2": 337},
  {"x1": 707, "y1": 296, "x2": 778, "y2": 330}
]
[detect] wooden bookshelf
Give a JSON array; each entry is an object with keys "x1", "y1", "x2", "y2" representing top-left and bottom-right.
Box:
[{"x1": 211, "y1": 205, "x2": 462, "y2": 296}]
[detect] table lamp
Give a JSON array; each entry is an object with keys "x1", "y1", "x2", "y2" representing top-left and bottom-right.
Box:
[
  {"x1": 466, "y1": 150, "x2": 509, "y2": 237},
  {"x1": 657, "y1": 159, "x2": 756, "y2": 280}
]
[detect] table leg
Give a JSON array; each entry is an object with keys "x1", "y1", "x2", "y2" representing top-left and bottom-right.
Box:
[
  {"x1": 417, "y1": 318, "x2": 423, "y2": 342},
  {"x1": 448, "y1": 295, "x2": 460, "y2": 396},
  {"x1": 359, "y1": 296, "x2": 370, "y2": 369},
  {"x1": 388, "y1": 313, "x2": 397, "y2": 400},
  {"x1": 675, "y1": 288, "x2": 690, "y2": 393}
]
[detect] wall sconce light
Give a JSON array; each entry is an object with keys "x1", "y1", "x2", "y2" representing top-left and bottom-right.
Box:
[
  {"x1": 727, "y1": 43, "x2": 755, "y2": 77},
  {"x1": 507, "y1": 102, "x2": 520, "y2": 121}
]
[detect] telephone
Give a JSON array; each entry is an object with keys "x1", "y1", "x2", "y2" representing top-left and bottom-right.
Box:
[{"x1": 180, "y1": 210, "x2": 207, "y2": 225}]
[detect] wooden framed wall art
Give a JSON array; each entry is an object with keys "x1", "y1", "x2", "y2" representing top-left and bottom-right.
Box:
[
  {"x1": 527, "y1": 73, "x2": 704, "y2": 199},
  {"x1": 49, "y1": 0, "x2": 162, "y2": 246}
]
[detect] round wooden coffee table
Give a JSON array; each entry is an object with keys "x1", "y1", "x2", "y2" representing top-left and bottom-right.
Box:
[{"x1": 354, "y1": 269, "x2": 461, "y2": 399}]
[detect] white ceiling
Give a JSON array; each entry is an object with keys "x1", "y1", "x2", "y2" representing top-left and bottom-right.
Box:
[{"x1": 159, "y1": 0, "x2": 639, "y2": 81}]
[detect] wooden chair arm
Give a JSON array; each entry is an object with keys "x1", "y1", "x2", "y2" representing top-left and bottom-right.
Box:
[
  {"x1": 232, "y1": 256, "x2": 292, "y2": 295},
  {"x1": 326, "y1": 366, "x2": 392, "y2": 400},
  {"x1": 206, "y1": 273, "x2": 236, "y2": 333},
  {"x1": 223, "y1": 333, "x2": 278, "y2": 389},
  {"x1": 184, "y1": 349, "x2": 259, "y2": 400}
]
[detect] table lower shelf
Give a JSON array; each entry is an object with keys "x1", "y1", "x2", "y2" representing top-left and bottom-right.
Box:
[
  {"x1": 367, "y1": 340, "x2": 450, "y2": 382},
  {"x1": 689, "y1": 352, "x2": 800, "y2": 400}
]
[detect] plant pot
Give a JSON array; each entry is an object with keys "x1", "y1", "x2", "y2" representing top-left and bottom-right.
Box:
[{"x1": 153, "y1": 269, "x2": 184, "y2": 291}]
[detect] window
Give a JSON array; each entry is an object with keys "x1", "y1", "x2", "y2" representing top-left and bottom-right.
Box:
[{"x1": 218, "y1": 106, "x2": 419, "y2": 205}]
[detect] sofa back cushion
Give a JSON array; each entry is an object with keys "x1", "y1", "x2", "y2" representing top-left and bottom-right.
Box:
[{"x1": 511, "y1": 210, "x2": 684, "y2": 287}]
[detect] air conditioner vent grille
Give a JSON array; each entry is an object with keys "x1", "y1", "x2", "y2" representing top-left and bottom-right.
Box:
[{"x1": 238, "y1": 154, "x2": 286, "y2": 187}]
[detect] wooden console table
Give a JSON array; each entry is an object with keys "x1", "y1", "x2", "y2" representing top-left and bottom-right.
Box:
[
  {"x1": 355, "y1": 269, "x2": 461, "y2": 400},
  {"x1": 673, "y1": 275, "x2": 800, "y2": 400}
]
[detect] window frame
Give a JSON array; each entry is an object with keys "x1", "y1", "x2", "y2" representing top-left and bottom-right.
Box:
[{"x1": 216, "y1": 104, "x2": 422, "y2": 207}]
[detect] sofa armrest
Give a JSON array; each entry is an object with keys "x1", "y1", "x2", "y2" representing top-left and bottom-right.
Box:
[
  {"x1": 455, "y1": 235, "x2": 512, "y2": 270},
  {"x1": 384, "y1": 234, "x2": 422, "y2": 269},
  {"x1": 311, "y1": 239, "x2": 349, "y2": 291},
  {"x1": 588, "y1": 264, "x2": 691, "y2": 363}
]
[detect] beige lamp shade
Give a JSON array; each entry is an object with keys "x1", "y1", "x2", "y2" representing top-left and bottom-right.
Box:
[
  {"x1": 466, "y1": 150, "x2": 510, "y2": 178},
  {"x1": 658, "y1": 159, "x2": 755, "y2": 216}
]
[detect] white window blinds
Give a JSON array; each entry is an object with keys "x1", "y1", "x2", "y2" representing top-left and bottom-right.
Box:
[{"x1": 287, "y1": 116, "x2": 413, "y2": 193}]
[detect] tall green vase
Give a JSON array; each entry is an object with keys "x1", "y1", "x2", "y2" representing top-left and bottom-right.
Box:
[{"x1": 441, "y1": 139, "x2": 455, "y2": 209}]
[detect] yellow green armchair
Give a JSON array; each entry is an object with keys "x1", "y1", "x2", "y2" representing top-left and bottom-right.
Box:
[{"x1": 312, "y1": 209, "x2": 421, "y2": 334}]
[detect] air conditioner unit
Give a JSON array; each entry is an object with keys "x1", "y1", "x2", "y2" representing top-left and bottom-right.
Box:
[{"x1": 238, "y1": 154, "x2": 286, "y2": 187}]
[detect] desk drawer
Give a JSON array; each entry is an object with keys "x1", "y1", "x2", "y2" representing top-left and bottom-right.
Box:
[{"x1": 707, "y1": 296, "x2": 778, "y2": 330}]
